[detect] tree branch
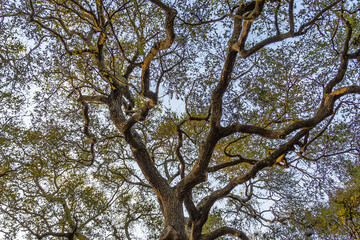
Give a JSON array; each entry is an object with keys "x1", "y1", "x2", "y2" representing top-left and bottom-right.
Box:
[
  {"x1": 234, "y1": 0, "x2": 341, "y2": 58},
  {"x1": 76, "y1": 90, "x2": 98, "y2": 166},
  {"x1": 194, "y1": 129, "x2": 310, "y2": 233},
  {"x1": 78, "y1": 95, "x2": 109, "y2": 104},
  {"x1": 324, "y1": 17, "x2": 352, "y2": 95},
  {"x1": 140, "y1": 0, "x2": 177, "y2": 101},
  {"x1": 221, "y1": 85, "x2": 360, "y2": 140},
  {"x1": 207, "y1": 158, "x2": 258, "y2": 173},
  {"x1": 200, "y1": 226, "x2": 249, "y2": 240},
  {"x1": 348, "y1": 49, "x2": 360, "y2": 60}
]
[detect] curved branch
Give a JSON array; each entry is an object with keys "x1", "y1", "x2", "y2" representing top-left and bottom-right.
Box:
[
  {"x1": 176, "y1": 126, "x2": 186, "y2": 179},
  {"x1": 221, "y1": 85, "x2": 360, "y2": 140},
  {"x1": 207, "y1": 158, "x2": 258, "y2": 173},
  {"x1": 108, "y1": 90, "x2": 170, "y2": 197},
  {"x1": 140, "y1": 0, "x2": 177, "y2": 101},
  {"x1": 178, "y1": 14, "x2": 228, "y2": 26},
  {"x1": 200, "y1": 226, "x2": 249, "y2": 240},
  {"x1": 194, "y1": 129, "x2": 309, "y2": 232},
  {"x1": 324, "y1": 17, "x2": 352, "y2": 95},
  {"x1": 232, "y1": 0, "x2": 265, "y2": 53},
  {"x1": 234, "y1": 0, "x2": 341, "y2": 58},
  {"x1": 76, "y1": 90, "x2": 98, "y2": 166},
  {"x1": 119, "y1": 0, "x2": 177, "y2": 133},
  {"x1": 210, "y1": 1, "x2": 259, "y2": 128}
]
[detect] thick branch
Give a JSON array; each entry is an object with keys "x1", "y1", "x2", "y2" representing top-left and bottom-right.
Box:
[
  {"x1": 108, "y1": 91, "x2": 170, "y2": 197},
  {"x1": 125, "y1": 130, "x2": 171, "y2": 197},
  {"x1": 207, "y1": 158, "x2": 258, "y2": 173},
  {"x1": 221, "y1": 124, "x2": 286, "y2": 139},
  {"x1": 210, "y1": 1, "x2": 260, "y2": 128},
  {"x1": 184, "y1": 192, "x2": 200, "y2": 222},
  {"x1": 232, "y1": 0, "x2": 265, "y2": 53},
  {"x1": 194, "y1": 129, "x2": 311, "y2": 232},
  {"x1": 221, "y1": 85, "x2": 360, "y2": 140},
  {"x1": 330, "y1": 85, "x2": 360, "y2": 98},
  {"x1": 288, "y1": 0, "x2": 294, "y2": 33},
  {"x1": 234, "y1": 0, "x2": 341, "y2": 58},
  {"x1": 179, "y1": 0, "x2": 276, "y2": 198},
  {"x1": 176, "y1": 127, "x2": 186, "y2": 179},
  {"x1": 140, "y1": 0, "x2": 177, "y2": 101},
  {"x1": 78, "y1": 95, "x2": 109, "y2": 104},
  {"x1": 37, "y1": 232, "x2": 74, "y2": 240},
  {"x1": 200, "y1": 227, "x2": 249, "y2": 240},
  {"x1": 76, "y1": 91, "x2": 100, "y2": 166},
  {"x1": 118, "y1": 0, "x2": 177, "y2": 134}
]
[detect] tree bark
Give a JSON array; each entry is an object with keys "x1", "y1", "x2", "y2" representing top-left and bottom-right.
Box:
[{"x1": 160, "y1": 190, "x2": 187, "y2": 240}]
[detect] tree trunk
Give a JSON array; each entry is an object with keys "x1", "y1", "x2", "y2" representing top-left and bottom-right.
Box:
[{"x1": 160, "y1": 190, "x2": 187, "y2": 240}]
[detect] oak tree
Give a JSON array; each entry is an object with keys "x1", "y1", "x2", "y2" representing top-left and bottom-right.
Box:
[{"x1": 0, "y1": 0, "x2": 360, "y2": 239}]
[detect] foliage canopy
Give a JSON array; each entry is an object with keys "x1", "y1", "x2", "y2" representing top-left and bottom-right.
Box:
[{"x1": 0, "y1": 0, "x2": 360, "y2": 239}]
